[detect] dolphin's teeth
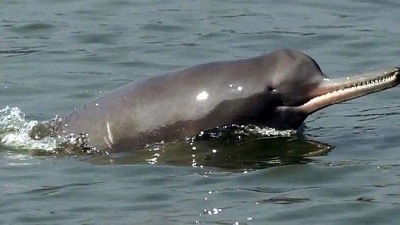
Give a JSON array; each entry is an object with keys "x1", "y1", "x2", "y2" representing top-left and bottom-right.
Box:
[
  {"x1": 330, "y1": 72, "x2": 396, "y2": 95},
  {"x1": 304, "y1": 70, "x2": 398, "y2": 115}
]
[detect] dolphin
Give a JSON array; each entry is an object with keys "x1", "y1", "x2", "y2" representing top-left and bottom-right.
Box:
[{"x1": 30, "y1": 49, "x2": 400, "y2": 152}]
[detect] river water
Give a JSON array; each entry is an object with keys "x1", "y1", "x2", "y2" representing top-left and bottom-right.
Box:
[{"x1": 1, "y1": 0, "x2": 399, "y2": 224}]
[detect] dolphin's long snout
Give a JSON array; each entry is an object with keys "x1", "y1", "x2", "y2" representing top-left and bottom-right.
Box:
[{"x1": 298, "y1": 68, "x2": 400, "y2": 114}]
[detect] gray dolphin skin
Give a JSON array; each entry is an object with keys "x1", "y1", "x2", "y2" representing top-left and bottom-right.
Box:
[{"x1": 32, "y1": 49, "x2": 400, "y2": 152}]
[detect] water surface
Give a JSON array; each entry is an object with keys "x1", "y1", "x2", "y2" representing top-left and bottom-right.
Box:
[{"x1": 1, "y1": 0, "x2": 399, "y2": 224}]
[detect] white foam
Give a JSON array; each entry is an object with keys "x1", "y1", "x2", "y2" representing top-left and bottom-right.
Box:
[
  {"x1": 235, "y1": 124, "x2": 296, "y2": 137},
  {"x1": 0, "y1": 106, "x2": 58, "y2": 153},
  {"x1": 244, "y1": 125, "x2": 296, "y2": 137}
]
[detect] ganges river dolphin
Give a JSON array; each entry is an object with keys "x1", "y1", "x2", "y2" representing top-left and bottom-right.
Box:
[{"x1": 30, "y1": 49, "x2": 400, "y2": 152}]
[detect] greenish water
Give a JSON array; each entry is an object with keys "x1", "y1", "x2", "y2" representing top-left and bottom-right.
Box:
[{"x1": 1, "y1": 0, "x2": 400, "y2": 224}]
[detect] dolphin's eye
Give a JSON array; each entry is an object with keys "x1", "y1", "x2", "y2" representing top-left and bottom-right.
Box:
[{"x1": 266, "y1": 86, "x2": 277, "y2": 93}]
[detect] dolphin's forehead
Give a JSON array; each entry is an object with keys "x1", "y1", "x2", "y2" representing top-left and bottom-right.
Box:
[{"x1": 267, "y1": 52, "x2": 325, "y2": 88}]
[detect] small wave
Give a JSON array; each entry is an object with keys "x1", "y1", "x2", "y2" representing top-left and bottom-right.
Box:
[
  {"x1": 192, "y1": 124, "x2": 297, "y2": 145},
  {"x1": 203, "y1": 124, "x2": 296, "y2": 138},
  {"x1": 0, "y1": 107, "x2": 298, "y2": 156},
  {"x1": 239, "y1": 125, "x2": 296, "y2": 137}
]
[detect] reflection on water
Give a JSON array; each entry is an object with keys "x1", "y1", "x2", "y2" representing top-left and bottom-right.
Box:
[{"x1": 90, "y1": 134, "x2": 332, "y2": 171}]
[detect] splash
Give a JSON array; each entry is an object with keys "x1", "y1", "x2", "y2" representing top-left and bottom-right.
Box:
[
  {"x1": 0, "y1": 106, "x2": 103, "y2": 155},
  {"x1": 0, "y1": 106, "x2": 58, "y2": 153}
]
